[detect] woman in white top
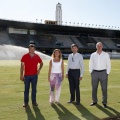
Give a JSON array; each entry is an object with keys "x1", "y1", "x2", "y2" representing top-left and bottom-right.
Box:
[{"x1": 48, "y1": 49, "x2": 64, "y2": 104}]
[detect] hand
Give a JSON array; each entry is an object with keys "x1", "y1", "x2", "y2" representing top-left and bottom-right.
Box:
[
  {"x1": 62, "y1": 76, "x2": 64, "y2": 81},
  {"x1": 66, "y1": 74, "x2": 68, "y2": 78},
  {"x1": 48, "y1": 78, "x2": 50, "y2": 82},
  {"x1": 20, "y1": 76, "x2": 24, "y2": 81},
  {"x1": 37, "y1": 69, "x2": 40, "y2": 74},
  {"x1": 79, "y1": 77, "x2": 82, "y2": 80}
]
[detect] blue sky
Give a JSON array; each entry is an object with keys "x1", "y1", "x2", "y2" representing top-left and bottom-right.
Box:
[{"x1": 0, "y1": 0, "x2": 120, "y2": 29}]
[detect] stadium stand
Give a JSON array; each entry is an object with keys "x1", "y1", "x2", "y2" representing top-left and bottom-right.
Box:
[
  {"x1": 54, "y1": 35, "x2": 74, "y2": 47},
  {"x1": 9, "y1": 33, "x2": 29, "y2": 46},
  {"x1": 0, "y1": 19, "x2": 120, "y2": 58},
  {"x1": 29, "y1": 34, "x2": 55, "y2": 47},
  {"x1": 112, "y1": 38, "x2": 120, "y2": 48},
  {"x1": 0, "y1": 32, "x2": 12, "y2": 45},
  {"x1": 92, "y1": 37, "x2": 108, "y2": 49},
  {"x1": 69, "y1": 36, "x2": 84, "y2": 48},
  {"x1": 100, "y1": 37, "x2": 117, "y2": 49}
]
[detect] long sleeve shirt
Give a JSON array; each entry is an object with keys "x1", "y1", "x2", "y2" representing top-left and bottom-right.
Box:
[
  {"x1": 89, "y1": 51, "x2": 111, "y2": 74},
  {"x1": 66, "y1": 53, "x2": 84, "y2": 77}
]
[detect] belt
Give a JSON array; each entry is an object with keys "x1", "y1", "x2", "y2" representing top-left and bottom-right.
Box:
[
  {"x1": 69, "y1": 69, "x2": 80, "y2": 71},
  {"x1": 93, "y1": 69, "x2": 106, "y2": 72}
]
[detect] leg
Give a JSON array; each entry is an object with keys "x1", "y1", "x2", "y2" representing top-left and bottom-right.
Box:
[
  {"x1": 68, "y1": 70, "x2": 75, "y2": 101},
  {"x1": 55, "y1": 73, "x2": 62, "y2": 102},
  {"x1": 74, "y1": 70, "x2": 80, "y2": 103},
  {"x1": 49, "y1": 73, "x2": 56, "y2": 103},
  {"x1": 91, "y1": 71, "x2": 99, "y2": 103},
  {"x1": 31, "y1": 75, "x2": 38, "y2": 104},
  {"x1": 99, "y1": 71, "x2": 108, "y2": 104},
  {"x1": 24, "y1": 76, "x2": 31, "y2": 104}
]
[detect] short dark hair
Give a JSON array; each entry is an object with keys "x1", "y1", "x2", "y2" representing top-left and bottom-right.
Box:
[{"x1": 71, "y1": 44, "x2": 78, "y2": 48}]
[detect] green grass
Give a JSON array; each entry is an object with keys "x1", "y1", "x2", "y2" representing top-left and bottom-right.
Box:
[{"x1": 0, "y1": 60, "x2": 120, "y2": 120}]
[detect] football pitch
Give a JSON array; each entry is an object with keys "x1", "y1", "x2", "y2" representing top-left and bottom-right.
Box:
[{"x1": 0, "y1": 59, "x2": 120, "y2": 120}]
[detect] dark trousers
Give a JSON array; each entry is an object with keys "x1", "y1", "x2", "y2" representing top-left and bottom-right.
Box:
[
  {"x1": 68, "y1": 69, "x2": 80, "y2": 103},
  {"x1": 24, "y1": 74, "x2": 38, "y2": 104}
]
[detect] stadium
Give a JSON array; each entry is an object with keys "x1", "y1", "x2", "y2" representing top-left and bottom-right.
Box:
[
  {"x1": 0, "y1": 2, "x2": 120, "y2": 120},
  {"x1": 0, "y1": 18, "x2": 120, "y2": 59}
]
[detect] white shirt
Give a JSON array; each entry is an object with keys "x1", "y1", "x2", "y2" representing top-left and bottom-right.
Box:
[
  {"x1": 89, "y1": 51, "x2": 111, "y2": 74},
  {"x1": 51, "y1": 58, "x2": 62, "y2": 73},
  {"x1": 66, "y1": 53, "x2": 84, "y2": 77}
]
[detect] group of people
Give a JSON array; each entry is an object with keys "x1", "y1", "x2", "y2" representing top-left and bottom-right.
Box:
[{"x1": 20, "y1": 42, "x2": 111, "y2": 108}]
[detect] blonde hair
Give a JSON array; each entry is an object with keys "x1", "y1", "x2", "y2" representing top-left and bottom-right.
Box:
[{"x1": 52, "y1": 49, "x2": 62, "y2": 60}]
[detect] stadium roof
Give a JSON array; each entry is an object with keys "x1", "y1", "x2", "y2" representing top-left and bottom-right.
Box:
[{"x1": 0, "y1": 19, "x2": 120, "y2": 37}]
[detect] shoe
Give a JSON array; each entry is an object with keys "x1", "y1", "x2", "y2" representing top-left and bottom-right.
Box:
[
  {"x1": 90, "y1": 102, "x2": 97, "y2": 106},
  {"x1": 103, "y1": 104, "x2": 107, "y2": 108},
  {"x1": 67, "y1": 100, "x2": 74, "y2": 103},
  {"x1": 55, "y1": 101, "x2": 59, "y2": 104},
  {"x1": 32, "y1": 102, "x2": 38, "y2": 106},
  {"x1": 23, "y1": 103, "x2": 28, "y2": 107},
  {"x1": 76, "y1": 102, "x2": 80, "y2": 105}
]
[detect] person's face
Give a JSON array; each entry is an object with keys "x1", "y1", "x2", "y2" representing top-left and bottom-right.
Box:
[
  {"x1": 71, "y1": 46, "x2": 78, "y2": 53},
  {"x1": 54, "y1": 50, "x2": 60, "y2": 57},
  {"x1": 96, "y1": 43, "x2": 103, "y2": 52},
  {"x1": 29, "y1": 46, "x2": 35, "y2": 53}
]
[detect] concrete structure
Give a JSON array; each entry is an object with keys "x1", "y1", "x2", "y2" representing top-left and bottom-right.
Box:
[{"x1": 55, "y1": 3, "x2": 62, "y2": 25}]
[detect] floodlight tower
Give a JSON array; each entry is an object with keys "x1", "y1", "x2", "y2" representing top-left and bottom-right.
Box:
[{"x1": 55, "y1": 3, "x2": 62, "y2": 25}]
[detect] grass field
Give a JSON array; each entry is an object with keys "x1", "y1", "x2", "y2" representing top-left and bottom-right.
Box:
[{"x1": 0, "y1": 59, "x2": 120, "y2": 120}]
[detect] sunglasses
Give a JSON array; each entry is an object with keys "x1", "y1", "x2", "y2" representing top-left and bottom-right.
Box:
[
  {"x1": 72, "y1": 57, "x2": 74, "y2": 62},
  {"x1": 29, "y1": 45, "x2": 35, "y2": 47}
]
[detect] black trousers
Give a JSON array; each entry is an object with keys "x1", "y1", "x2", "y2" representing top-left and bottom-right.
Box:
[{"x1": 68, "y1": 69, "x2": 80, "y2": 103}]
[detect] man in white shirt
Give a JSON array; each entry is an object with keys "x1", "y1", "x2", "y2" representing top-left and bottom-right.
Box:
[
  {"x1": 89, "y1": 42, "x2": 111, "y2": 108},
  {"x1": 66, "y1": 44, "x2": 84, "y2": 105}
]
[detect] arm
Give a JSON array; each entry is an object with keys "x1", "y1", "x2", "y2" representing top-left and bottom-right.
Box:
[
  {"x1": 20, "y1": 62, "x2": 24, "y2": 81},
  {"x1": 106, "y1": 54, "x2": 111, "y2": 74},
  {"x1": 79, "y1": 55, "x2": 84, "y2": 80},
  {"x1": 66, "y1": 55, "x2": 70, "y2": 78},
  {"x1": 37, "y1": 62, "x2": 43, "y2": 74},
  {"x1": 61, "y1": 60, "x2": 64, "y2": 80},
  {"x1": 48, "y1": 60, "x2": 52, "y2": 82},
  {"x1": 89, "y1": 54, "x2": 93, "y2": 73}
]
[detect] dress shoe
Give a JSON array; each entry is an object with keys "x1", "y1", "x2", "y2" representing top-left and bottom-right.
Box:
[
  {"x1": 76, "y1": 102, "x2": 80, "y2": 105},
  {"x1": 32, "y1": 102, "x2": 38, "y2": 106},
  {"x1": 90, "y1": 102, "x2": 97, "y2": 106},
  {"x1": 23, "y1": 103, "x2": 28, "y2": 107},
  {"x1": 103, "y1": 104, "x2": 107, "y2": 108},
  {"x1": 67, "y1": 100, "x2": 74, "y2": 103}
]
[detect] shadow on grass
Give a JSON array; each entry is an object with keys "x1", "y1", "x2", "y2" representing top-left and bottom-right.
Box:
[
  {"x1": 96, "y1": 104, "x2": 120, "y2": 119},
  {"x1": 73, "y1": 103, "x2": 100, "y2": 120},
  {"x1": 51, "y1": 103, "x2": 80, "y2": 120},
  {"x1": 25, "y1": 105, "x2": 45, "y2": 120},
  {"x1": 25, "y1": 105, "x2": 35, "y2": 120},
  {"x1": 33, "y1": 105, "x2": 45, "y2": 120}
]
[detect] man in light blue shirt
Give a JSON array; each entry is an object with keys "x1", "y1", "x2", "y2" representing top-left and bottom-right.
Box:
[{"x1": 66, "y1": 44, "x2": 84, "y2": 105}]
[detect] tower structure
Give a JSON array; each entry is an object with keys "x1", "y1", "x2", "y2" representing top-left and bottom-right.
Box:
[{"x1": 55, "y1": 3, "x2": 62, "y2": 25}]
